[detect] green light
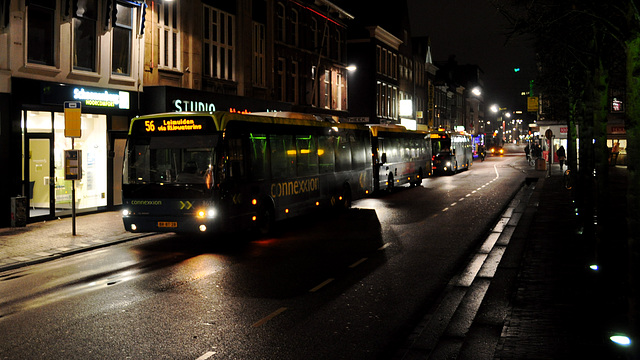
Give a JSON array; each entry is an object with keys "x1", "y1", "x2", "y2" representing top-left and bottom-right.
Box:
[{"x1": 514, "y1": 68, "x2": 521, "y2": 72}]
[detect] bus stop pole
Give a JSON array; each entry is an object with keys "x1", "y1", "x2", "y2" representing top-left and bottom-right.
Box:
[{"x1": 71, "y1": 138, "x2": 76, "y2": 236}]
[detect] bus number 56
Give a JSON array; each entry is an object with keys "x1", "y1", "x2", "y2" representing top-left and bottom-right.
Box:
[{"x1": 145, "y1": 120, "x2": 155, "y2": 132}]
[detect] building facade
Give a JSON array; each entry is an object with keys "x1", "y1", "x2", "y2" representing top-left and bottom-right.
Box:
[{"x1": 0, "y1": 0, "x2": 353, "y2": 227}]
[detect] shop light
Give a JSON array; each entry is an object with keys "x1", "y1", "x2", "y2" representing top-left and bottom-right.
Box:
[{"x1": 199, "y1": 224, "x2": 207, "y2": 232}]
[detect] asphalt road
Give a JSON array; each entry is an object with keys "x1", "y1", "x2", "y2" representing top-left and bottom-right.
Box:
[{"x1": 0, "y1": 154, "x2": 528, "y2": 359}]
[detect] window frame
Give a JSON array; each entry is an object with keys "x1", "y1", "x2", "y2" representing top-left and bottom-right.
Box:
[
  {"x1": 26, "y1": 0, "x2": 57, "y2": 67},
  {"x1": 156, "y1": 0, "x2": 180, "y2": 71},
  {"x1": 111, "y1": 2, "x2": 134, "y2": 77}
]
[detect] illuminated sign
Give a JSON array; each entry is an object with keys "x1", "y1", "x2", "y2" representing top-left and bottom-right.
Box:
[
  {"x1": 134, "y1": 116, "x2": 213, "y2": 134},
  {"x1": 73, "y1": 88, "x2": 130, "y2": 109},
  {"x1": 173, "y1": 99, "x2": 216, "y2": 112},
  {"x1": 270, "y1": 178, "x2": 319, "y2": 198},
  {"x1": 144, "y1": 118, "x2": 203, "y2": 132}
]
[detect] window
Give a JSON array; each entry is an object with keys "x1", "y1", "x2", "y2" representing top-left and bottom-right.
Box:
[
  {"x1": 112, "y1": 2, "x2": 133, "y2": 75},
  {"x1": 270, "y1": 134, "x2": 296, "y2": 179},
  {"x1": 156, "y1": 0, "x2": 180, "y2": 70},
  {"x1": 292, "y1": 61, "x2": 298, "y2": 104},
  {"x1": 324, "y1": 70, "x2": 330, "y2": 109},
  {"x1": 276, "y1": 2, "x2": 285, "y2": 42},
  {"x1": 249, "y1": 133, "x2": 269, "y2": 180},
  {"x1": 252, "y1": 22, "x2": 265, "y2": 86},
  {"x1": 311, "y1": 18, "x2": 318, "y2": 51},
  {"x1": 27, "y1": 0, "x2": 56, "y2": 66},
  {"x1": 73, "y1": 0, "x2": 98, "y2": 71},
  {"x1": 296, "y1": 134, "x2": 318, "y2": 176},
  {"x1": 336, "y1": 73, "x2": 343, "y2": 110},
  {"x1": 290, "y1": 9, "x2": 298, "y2": 46},
  {"x1": 203, "y1": 5, "x2": 235, "y2": 80},
  {"x1": 276, "y1": 58, "x2": 286, "y2": 101}
]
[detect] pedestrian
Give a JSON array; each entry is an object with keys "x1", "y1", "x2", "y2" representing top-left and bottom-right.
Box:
[
  {"x1": 556, "y1": 145, "x2": 566, "y2": 171},
  {"x1": 524, "y1": 144, "x2": 530, "y2": 161},
  {"x1": 611, "y1": 141, "x2": 620, "y2": 165}
]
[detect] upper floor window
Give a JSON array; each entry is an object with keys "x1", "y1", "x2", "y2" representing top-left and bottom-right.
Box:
[
  {"x1": 156, "y1": 0, "x2": 180, "y2": 70},
  {"x1": 73, "y1": 0, "x2": 98, "y2": 72},
  {"x1": 276, "y1": 2, "x2": 285, "y2": 42},
  {"x1": 112, "y1": 2, "x2": 133, "y2": 76},
  {"x1": 203, "y1": 5, "x2": 235, "y2": 80},
  {"x1": 27, "y1": 0, "x2": 56, "y2": 66},
  {"x1": 290, "y1": 9, "x2": 298, "y2": 46},
  {"x1": 252, "y1": 22, "x2": 265, "y2": 86}
]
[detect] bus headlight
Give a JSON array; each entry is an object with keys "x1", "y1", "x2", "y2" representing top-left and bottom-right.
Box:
[
  {"x1": 196, "y1": 208, "x2": 216, "y2": 218},
  {"x1": 122, "y1": 209, "x2": 130, "y2": 216},
  {"x1": 130, "y1": 224, "x2": 137, "y2": 231}
]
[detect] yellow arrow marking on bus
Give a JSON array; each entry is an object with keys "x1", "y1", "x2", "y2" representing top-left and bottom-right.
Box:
[
  {"x1": 179, "y1": 201, "x2": 193, "y2": 210},
  {"x1": 232, "y1": 193, "x2": 242, "y2": 204}
]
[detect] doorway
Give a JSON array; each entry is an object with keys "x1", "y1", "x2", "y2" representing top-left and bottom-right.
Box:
[{"x1": 28, "y1": 137, "x2": 53, "y2": 218}]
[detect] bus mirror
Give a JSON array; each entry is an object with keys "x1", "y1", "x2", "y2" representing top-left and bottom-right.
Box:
[{"x1": 381, "y1": 153, "x2": 387, "y2": 164}]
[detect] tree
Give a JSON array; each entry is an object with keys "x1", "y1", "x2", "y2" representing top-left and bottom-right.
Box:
[{"x1": 494, "y1": 0, "x2": 640, "y2": 344}]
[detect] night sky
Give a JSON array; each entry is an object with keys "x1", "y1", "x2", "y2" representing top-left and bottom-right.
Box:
[{"x1": 407, "y1": 0, "x2": 536, "y2": 112}]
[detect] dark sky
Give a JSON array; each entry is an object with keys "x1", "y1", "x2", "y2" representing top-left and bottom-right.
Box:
[{"x1": 407, "y1": 0, "x2": 536, "y2": 112}]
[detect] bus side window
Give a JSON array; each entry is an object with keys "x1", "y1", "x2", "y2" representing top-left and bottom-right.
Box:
[
  {"x1": 318, "y1": 135, "x2": 335, "y2": 174},
  {"x1": 270, "y1": 134, "x2": 296, "y2": 179},
  {"x1": 350, "y1": 133, "x2": 366, "y2": 170},
  {"x1": 249, "y1": 133, "x2": 269, "y2": 180},
  {"x1": 335, "y1": 133, "x2": 352, "y2": 172},
  {"x1": 296, "y1": 134, "x2": 318, "y2": 176},
  {"x1": 228, "y1": 137, "x2": 245, "y2": 179}
]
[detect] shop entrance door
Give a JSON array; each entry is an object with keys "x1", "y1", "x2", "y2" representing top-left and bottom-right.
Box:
[{"x1": 28, "y1": 137, "x2": 54, "y2": 219}]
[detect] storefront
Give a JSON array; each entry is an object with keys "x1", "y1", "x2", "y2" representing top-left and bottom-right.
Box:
[{"x1": 11, "y1": 78, "x2": 138, "y2": 223}]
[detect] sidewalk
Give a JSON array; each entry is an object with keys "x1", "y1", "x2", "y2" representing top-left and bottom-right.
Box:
[
  {"x1": 396, "y1": 163, "x2": 633, "y2": 359},
  {"x1": 0, "y1": 211, "x2": 150, "y2": 271}
]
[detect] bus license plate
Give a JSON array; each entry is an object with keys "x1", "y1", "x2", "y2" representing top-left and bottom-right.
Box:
[{"x1": 158, "y1": 221, "x2": 177, "y2": 228}]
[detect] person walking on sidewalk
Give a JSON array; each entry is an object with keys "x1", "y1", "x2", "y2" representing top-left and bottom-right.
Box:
[{"x1": 556, "y1": 145, "x2": 566, "y2": 171}]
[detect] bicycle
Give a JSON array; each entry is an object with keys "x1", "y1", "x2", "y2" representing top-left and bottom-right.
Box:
[
  {"x1": 527, "y1": 154, "x2": 535, "y2": 166},
  {"x1": 563, "y1": 168, "x2": 572, "y2": 189}
]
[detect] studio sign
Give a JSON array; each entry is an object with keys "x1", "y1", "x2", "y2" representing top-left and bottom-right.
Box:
[
  {"x1": 73, "y1": 88, "x2": 130, "y2": 109},
  {"x1": 173, "y1": 99, "x2": 216, "y2": 112}
]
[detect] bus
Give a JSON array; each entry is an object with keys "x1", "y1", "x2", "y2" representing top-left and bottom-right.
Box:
[
  {"x1": 121, "y1": 111, "x2": 373, "y2": 235},
  {"x1": 430, "y1": 130, "x2": 473, "y2": 174},
  {"x1": 369, "y1": 125, "x2": 431, "y2": 192}
]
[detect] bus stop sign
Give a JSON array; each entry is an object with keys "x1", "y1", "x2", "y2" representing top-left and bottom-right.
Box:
[{"x1": 64, "y1": 101, "x2": 82, "y2": 138}]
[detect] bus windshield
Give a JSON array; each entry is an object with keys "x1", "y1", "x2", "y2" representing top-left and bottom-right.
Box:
[
  {"x1": 124, "y1": 135, "x2": 219, "y2": 185},
  {"x1": 432, "y1": 138, "x2": 452, "y2": 154}
]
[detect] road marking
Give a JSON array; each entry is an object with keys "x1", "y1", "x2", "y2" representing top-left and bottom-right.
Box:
[
  {"x1": 378, "y1": 243, "x2": 391, "y2": 250},
  {"x1": 252, "y1": 307, "x2": 288, "y2": 327},
  {"x1": 442, "y1": 207, "x2": 449, "y2": 212},
  {"x1": 309, "y1": 278, "x2": 334, "y2": 292},
  {"x1": 349, "y1": 258, "x2": 368, "y2": 268},
  {"x1": 196, "y1": 351, "x2": 216, "y2": 360},
  {"x1": 450, "y1": 202, "x2": 457, "y2": 207}
]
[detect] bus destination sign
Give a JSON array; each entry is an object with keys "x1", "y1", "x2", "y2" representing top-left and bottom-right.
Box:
[{"x1": 135, "y1": 117, "x2": 212, "y2": 134}]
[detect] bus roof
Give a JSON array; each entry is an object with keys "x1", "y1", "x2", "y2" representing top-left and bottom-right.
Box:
[{"x1": 129, "y1": 111, "x2": 369, "y2": 135}]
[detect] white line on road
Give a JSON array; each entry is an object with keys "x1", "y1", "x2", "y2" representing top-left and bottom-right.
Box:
[
  {"x1": 349, "y1": 258, "x2": 368, "y2": 268},
  {"x1": 252, "y1": 307, "x2": 287, "y2": 328},
  {"x1": 196, "y1": 351, "x2": 216, "y2": 360},
  {"x1": 309, "y1": 278, "x2": 334, "y2": 292}
]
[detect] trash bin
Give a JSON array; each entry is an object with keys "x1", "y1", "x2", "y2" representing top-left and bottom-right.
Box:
[
  {"x1": 11, "y1": 196, "x2": 27, "y2": 227},
  {"x1": 536, "y1": 158, "x2": 547, "y2": 171}
]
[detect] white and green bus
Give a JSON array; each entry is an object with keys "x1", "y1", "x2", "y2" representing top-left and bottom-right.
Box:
[{"x1": 121, "y1": 111, "x2": 372, "y2": 235}]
